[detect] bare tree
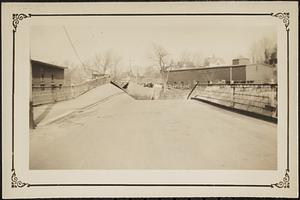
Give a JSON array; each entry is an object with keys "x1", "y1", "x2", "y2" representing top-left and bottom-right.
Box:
[
  {"x1": 180, "y1": 51, "x2": 192, "y2": 64},
  {"x1": 249, "y1": 37, "x2": 277, "y2": 64},
  {"x1": 93, "y1": 53, "x2": 103, "y2": 72},
  {"x1": 178, "y1": 51, "x2": 204, "y2": 68},
  {"x1": 93, "y1": 50, "x2": 122, "y2": 77},
  {"x1": 143, "y1": 65, "x2": 161, "y2": 79},
  {"x1": 149, "y1": 43, "x2": 170, "y2": 92},
  {"x1": 203, "y1": 55, "x2": 225, "y2": 67},
  {"x1": 191, "y1": 52, "x2": 204, "y2": 67},
  {"x1": 102, "y1": 50, "x2": 113, "y2": 74},
  {"x1": 112, "y1": 54, "x2": 122, "y2": 79}
]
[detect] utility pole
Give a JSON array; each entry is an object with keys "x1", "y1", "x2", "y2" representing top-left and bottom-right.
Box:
[
  {"x1": 136, "y1": 64, "x2": 139, "y2": 83},
  {"x1": 129, "y1": 59, "x2": 135, "y2": 82},
  {"x1": 165, "y1": 65, "x2": 172, "y2": 88}
]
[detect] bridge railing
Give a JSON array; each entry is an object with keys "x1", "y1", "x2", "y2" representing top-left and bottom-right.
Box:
[
  {"x1": 190, "y1": 83, "x2": 277, "y2": 118},
  {"x1": 32, "y1": 76, "x2": 109, "y2": 106}
]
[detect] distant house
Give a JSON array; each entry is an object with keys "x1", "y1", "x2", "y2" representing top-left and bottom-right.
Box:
[
  {"x1": 175, "y1": 61, "x2": 195, "y2": 69},
  {"x1": 203, "y1": 56, "x2": 226, "y2": 67},
  {"x1": 31, "y1": 59, "x2": 67, "y2": 87},
  {"x1": 165, "y1": 58, "x2": 276, "y2": 88},
  {"x1": 232, "y1": 57, "x2": 251, "y2": 65}
]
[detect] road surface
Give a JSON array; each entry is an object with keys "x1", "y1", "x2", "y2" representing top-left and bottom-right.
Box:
[{"x1": 30, "y1": 91, "x2": 277, "y2": 170}]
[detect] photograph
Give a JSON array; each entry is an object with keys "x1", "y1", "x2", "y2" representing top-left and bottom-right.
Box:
[
  {"x1": 1, "y1": 1, "x2": 298, "y2": 199},
  {"x1": 29, "y1": 20, "x2": 277, "y2": 170}
]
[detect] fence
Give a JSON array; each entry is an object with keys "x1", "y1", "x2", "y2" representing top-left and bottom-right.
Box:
[
  {"x1": 32, "y1": 76, "x2": 109, "y2": 106},
  {"x1": 190, "y1": 83, "x2": 277, "y2": 118}
]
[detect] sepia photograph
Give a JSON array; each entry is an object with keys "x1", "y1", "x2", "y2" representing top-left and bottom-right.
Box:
[
  {"x1": 29, "y1": 20, "x2": 277, "y2": 170},
  {"x1": 1, "y1": 1, "x2": 298, "y2": 199}
]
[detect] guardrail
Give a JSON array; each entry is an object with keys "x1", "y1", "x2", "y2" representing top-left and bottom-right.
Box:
[
  {"x1": 190, "y1": 83, "x2": 277, "y2": 118},
  {"x1": 32, "y1": 76, "x2": 109, "y2": 106}
]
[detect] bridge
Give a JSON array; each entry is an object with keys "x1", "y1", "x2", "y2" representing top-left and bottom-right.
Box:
[{"x1": 30, "y1": 83, "x2": 277, "y2": 170}]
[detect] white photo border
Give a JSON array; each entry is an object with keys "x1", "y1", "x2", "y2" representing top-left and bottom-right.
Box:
[{"x1": 9, "y1": 12, "x2": 290, "y2": 189}]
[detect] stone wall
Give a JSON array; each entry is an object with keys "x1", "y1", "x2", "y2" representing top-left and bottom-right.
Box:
[
  {"x1": 191, "y1": 83, "x2": 277, "y2": 118},
  {"x1": 32, "y1": 76, "x2": 109, "y2": 106}
]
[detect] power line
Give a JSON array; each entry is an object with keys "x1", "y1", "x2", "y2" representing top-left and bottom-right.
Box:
[{"x1": 62, "y1": 26, "x2": 86, "y2": 69}]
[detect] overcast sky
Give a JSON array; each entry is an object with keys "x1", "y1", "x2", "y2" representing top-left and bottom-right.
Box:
[{"x1": 30, "y1": 17, "x2": 276, "y2": 72}]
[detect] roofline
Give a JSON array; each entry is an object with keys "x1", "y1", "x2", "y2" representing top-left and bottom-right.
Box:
[
  {"x1": 166, "y1": 64, "x2": 246, "y2": 72},
  {"x1": 31, "y1": 59, "x2": 68, "y2": 70},
  {"x1": 166, "y1": 63, "x2": 274, "y2": 72},
  {"x1": 246, "y1": 63, "x2": 274, "y2": 68}
]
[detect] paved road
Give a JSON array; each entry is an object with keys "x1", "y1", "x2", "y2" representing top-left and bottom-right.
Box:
[{"x1": 30, "y1": 91, "x2": 277, "y2": 170}]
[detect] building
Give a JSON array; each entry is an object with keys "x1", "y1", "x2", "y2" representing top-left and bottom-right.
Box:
[
  {"x1": 30, "y1": 59, "x2": 109, "y2": 107},
  {"x1": 31, "y1": 59, "x2": 67, "y2": 88},
  {"x1": 232, "y1": 57, "x2": 251, "y2": 65},
  {"x1": 165, "y1": 58, "x2": 276, "y2": 88}
]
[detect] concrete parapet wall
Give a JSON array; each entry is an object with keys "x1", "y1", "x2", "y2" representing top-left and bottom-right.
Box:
[
  {"x1": 32, "y1": 76, "x2": 109, "y2": 106},
  {"x1": 191, "y1": 84, "x2": 277, "y2": 118}
]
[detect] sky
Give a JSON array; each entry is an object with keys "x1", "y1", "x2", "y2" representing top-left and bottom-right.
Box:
[{"x1": 30, "y1": 17, "x2": 276, "y2": 73}]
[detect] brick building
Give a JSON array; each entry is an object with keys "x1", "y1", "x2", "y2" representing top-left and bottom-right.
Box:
[
  {"x1": 31, "y1": 59, "x2": 67, "y2": 88},
  {"x1": 30, "y1": 59, "x2": 109, "y2": 106},
  {"x1": 165, "y1": 58, "x2": 276, "y2": 88}
]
